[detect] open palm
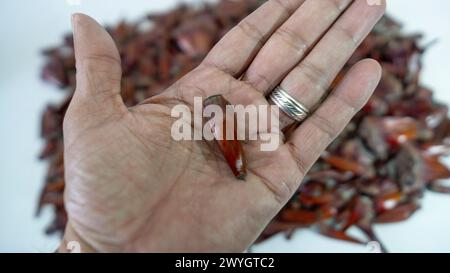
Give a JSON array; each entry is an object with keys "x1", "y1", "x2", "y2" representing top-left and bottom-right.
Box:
[{"x1": 62, "y1": 0, "x2": 385, "y2": 252}]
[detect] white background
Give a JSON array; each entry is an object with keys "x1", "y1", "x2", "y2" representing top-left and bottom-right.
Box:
[{"x1": 1, "y1": 0, "x2": 450, "y2": 252}]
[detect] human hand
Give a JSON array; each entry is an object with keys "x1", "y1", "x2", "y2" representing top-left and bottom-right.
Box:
[{"x1": 60, "y1": 0, "x2": 385, "y2": 252}]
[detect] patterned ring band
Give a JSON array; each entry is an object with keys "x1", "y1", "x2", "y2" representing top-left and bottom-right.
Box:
[{"x1": 269, "y1": 86, "x2": 310, "y2": 123}]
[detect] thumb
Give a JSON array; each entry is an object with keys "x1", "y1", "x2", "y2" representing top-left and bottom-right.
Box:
[{"x1": 69, "y1": 13, "x2": 125, "y2": 117}]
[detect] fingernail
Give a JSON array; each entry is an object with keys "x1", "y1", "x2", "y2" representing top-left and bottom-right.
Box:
[
  {"x1": 370, "y1": 72, "x2": 382, "y2": 90},
  {"x1": 71, "y1": 14, "x2": 79, "y2": 36}
]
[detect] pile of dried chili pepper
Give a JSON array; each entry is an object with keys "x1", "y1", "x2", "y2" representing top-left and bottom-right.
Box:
[{"x1": 38, "y1": 0, "x2": 450, "y2": 250}]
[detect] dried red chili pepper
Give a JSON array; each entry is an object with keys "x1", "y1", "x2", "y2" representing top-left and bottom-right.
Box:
[
  {"x1": 375, "y1": 202, "x2": 420, "y2": 223},
  {"x1": 204, "y1": 95, "x2": 247, "y2": 180}
]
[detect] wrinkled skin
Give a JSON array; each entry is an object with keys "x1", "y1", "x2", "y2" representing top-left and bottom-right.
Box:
[{"x1": 61, "y1": 0, "x2": 385, "y2": 252}]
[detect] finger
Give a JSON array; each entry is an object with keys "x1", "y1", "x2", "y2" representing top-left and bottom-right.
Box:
[
  {"x1": 70, "y1": 13, "x2": 126, "y2": 115},
  {"x1": 242, "y1": 0, "x2": 353, "y2": 93},
  {"x1": 278, "y1": 0, "x2": 385, "y2": 127},
  {"x1": 286, "y1": 59, "x2": 382, "y2": 175},
  {"x1": 202, "y1": 0, "x2": 305, "y2": 76}
]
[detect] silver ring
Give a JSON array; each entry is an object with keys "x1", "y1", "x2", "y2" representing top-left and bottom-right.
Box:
[{"x1": 269, "y1": 86, "x2": 310, "y2": 122}]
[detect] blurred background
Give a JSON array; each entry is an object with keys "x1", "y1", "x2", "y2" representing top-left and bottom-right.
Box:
[{"x1": 1, "y1": 0, "x2": 450, "y2": 252}]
